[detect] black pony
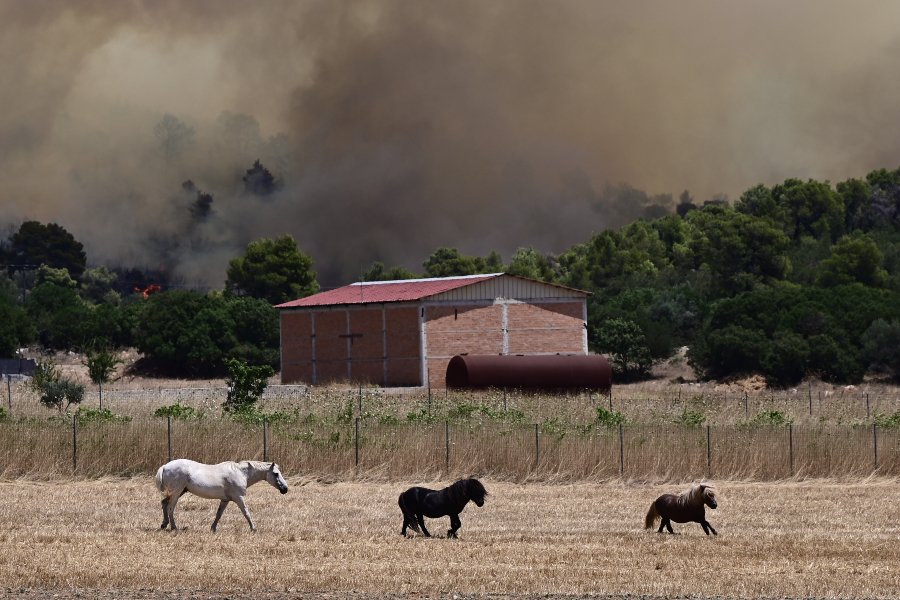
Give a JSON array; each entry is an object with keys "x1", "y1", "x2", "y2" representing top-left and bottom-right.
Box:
[{"x1": 398, "y1": 478, "x2": 488, "y2": 538}]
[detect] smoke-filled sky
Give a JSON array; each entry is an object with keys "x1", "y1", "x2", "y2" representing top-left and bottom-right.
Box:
[{"x1": 2, "y1": 1, "x2": 900, "y2": 287}]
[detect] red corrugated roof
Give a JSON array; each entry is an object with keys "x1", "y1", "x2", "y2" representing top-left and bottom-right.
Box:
[{"x1": 275, "y1": 274, "x2": 500, "y2": 308}]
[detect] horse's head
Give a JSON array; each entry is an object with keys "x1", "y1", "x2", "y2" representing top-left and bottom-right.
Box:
[
  {"x1": 267, "y1": 462, "x2": 289, "y2": 494},
  {"x1": 467, "y1": 478, "x2": 488, "y2": 507},
  {"x1": 702, "y1": 485, "x2": 718, "y2": 509}
]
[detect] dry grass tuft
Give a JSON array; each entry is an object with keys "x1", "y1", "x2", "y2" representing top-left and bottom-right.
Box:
[{"x1": 0, "y1": 478, "x2": 898, "y2": 598}]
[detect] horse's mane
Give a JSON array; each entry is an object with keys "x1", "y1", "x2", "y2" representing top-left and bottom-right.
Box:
[
  {"x1": 447, "y1": 478, "x2": 488, "y2": 504},
  {"x1": 677, "y1": 483, "x2": 716, "y2": 508}
]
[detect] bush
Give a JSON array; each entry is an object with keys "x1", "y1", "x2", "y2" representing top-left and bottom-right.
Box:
[
  {"x1": 75, "y1": 407, "x2": 131, "y2": 424},
  {"x1": 134, "y1": 290, "x2": 280, "y2": 375},
  {"x1": 595, "y1": 406, "x2": 626, "y2": 427},
  {"x1": 675, "y1": 409, "x2": 707, "y2": 427},
  {"x1": 39, "y1": 379, "x2": 85, "y2": 413},
  {"x1": 153, "y1": 401, "x2": 197, "y2": 421},
  {"x1": 860, "y1": 318, "x2": 900, "y2": 378},
  {"x1": 83, "y1": 347, "x2": 124, "y2": 384},
  {"x1": 223, "y1": 358, "x2": 274, "y2": 414}
]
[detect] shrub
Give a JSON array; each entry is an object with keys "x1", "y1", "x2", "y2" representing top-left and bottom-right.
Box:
[
  {"x1": 675, "y1": 409, "x2": 707, "y2": 427},
  {"x1": 595, "y1": 406, "x2": 626, "y2": 427},
  {"x1": 752, "y1": 410, "x2": 792, "y2": 427},
  {"x1": 83, "y1": 346, "x2": 124, "y2": 384},
  {"x1": 75, "y1": 407, "x2": 131, "y2": 424},
  {"x1": 153, "y1": 402, "x2": 197, "y2": 421},
  {"x1": 223, "y1": 358, "x2": 274, "y2": 414}
]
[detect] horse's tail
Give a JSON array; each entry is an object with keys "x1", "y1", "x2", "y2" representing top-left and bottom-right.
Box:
[
  {"x1": 645, "y1": 501, "x2": 660, "y2": 530},
  {"x1": 155, "y1": 465, "x2": 166, "y2": 495},
  {"x1": 398, "y1": 492, "x2": 420, "y2": 533}
]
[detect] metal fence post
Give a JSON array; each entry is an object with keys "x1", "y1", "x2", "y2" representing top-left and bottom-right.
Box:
[
  {"x1": 355, "y1": 417, "x2": 360, "y2": 468},
  {"x1": 706, "y1": 424, "x2": 711, "y2": 476},
  {"x1": 866, "y1": 393, "x2": 870, "y2": 419},
  {"x1": 358, "y1": 384, "x2": 362, "y2": 415},
  {"x1": 874, "y1": 423, "x2": 878, "y2": 471},
  {"x1": 619, "y1": 423, "x2": 624, "y2": 476},
  {"x1": 99, "y1": 379, "x2": 103, "y2": 411},
  {"x1": 445, "y1": 420, "x2": 450, "y2": 473},
  {"x1": 6, "y1": 374, "x2": 11, "y2": 413},
  {"x1": 73, "y1": 413, "x2": 77, "y2": 473},
  {"x1": 789, "y1": 423, "x2": 794, "y2": 477},
  {"x1": 263, "y1": 417, "x2": 268, "y2": 462},
  {"x1": 534, "y1": 423, "x2": 540, "y2": 470},
  {"x1": 167, "y1": 416, "x2": 172, "y2": 462}
]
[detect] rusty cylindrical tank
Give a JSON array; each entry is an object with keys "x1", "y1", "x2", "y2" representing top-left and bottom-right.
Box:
[{"x1": 445, "y1": 354, "x2": 612, "y2": 392}]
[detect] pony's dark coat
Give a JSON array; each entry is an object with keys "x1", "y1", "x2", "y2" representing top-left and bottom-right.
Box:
[
  {"x1": 398, "y1": 478, "x2": 488, "y2": 538},
  {"x1": 645, "y1": 483, "x2": 719, "y2": 535}
]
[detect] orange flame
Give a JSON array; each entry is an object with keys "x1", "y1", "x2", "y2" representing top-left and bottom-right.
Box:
[{"x1": 134, "y1": 284, "x2": 163, "y2": 299}]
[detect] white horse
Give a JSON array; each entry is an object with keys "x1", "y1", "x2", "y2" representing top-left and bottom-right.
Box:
[{"x1": 155, "y1": 459, "x2": 289, "y2": 532}]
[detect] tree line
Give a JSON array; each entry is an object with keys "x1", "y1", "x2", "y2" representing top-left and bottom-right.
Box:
[{"x1": 4, "y1": 166, "x2": 900, "y2": 385}]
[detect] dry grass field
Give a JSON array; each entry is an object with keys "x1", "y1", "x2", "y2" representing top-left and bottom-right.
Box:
[{"x1": 0, "y1": 478, "x2": 898, "y2": 599}]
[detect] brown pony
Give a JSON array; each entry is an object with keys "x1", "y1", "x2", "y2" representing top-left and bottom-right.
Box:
[{"x1": 645, "y1": 483, "x2": 719, "y2": 535}]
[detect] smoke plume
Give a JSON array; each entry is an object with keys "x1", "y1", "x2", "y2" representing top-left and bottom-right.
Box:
[{"x1": 1, "y1": 1, "x2": 900, "y2": 287}]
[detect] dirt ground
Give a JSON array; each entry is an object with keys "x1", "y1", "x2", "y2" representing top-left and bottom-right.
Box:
[{"x1": 1, "y1": 479, "x2": 898, "y2": 600}]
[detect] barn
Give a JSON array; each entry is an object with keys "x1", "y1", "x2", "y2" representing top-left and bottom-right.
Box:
[{"x1": 275, "y1": 273, "x2": 591, "y2": 388}]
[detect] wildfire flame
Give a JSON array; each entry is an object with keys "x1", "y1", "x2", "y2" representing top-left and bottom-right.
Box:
[{"x1": 134, "y1": 284, "x2": 162, "y2": 299}]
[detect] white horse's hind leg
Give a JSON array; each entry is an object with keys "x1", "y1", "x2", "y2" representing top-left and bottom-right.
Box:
[
  {"x1": 160, "y1": 496, "x2": 170, "y2": 529},
  {"x1": 166, "y1": 492, "x2": 184, "y2": 531},
  {"x1": 234, "y1": 496, "x2": 256, "y2": 531},
  {"x1": 211, "y1": 500, "x2": 229, "y2": 532}
]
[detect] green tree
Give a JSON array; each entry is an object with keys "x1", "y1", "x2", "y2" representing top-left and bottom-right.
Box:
[
  {"x1": 134, "y1": 291, "x2": 280, "y2": 375},
  {"x1": 30, "y1": 358, "x2": 84, "y2": 413},
  {"x1": 860, "y1": 318, "x2": 900, "y2": 378},
  {"x1": 677, "y1": 206, "x2": 791, "y2": 295},
  {"x1": 9, "y1": 221, "x2": 87, "y2": 278},
  {"x1": 422, "y1": 247, "x2": 484, "y2": 277},
  {"x1": 36, "y1": 265, "x2": 76, "y2": 288},
  {"x1": 79, "y1": 266, "x2": 121, "y2": 305},
  {"x1": 362, "y1": 261, "x2": 418, "y2": 281},
  {"x1": 817, "y1": 235, "x2": 887, "y2": 287},
  {"x1": 506, "y1": 248, "x2": 557, "y2": 282},
  {"x1": 225, "y1": 235, "x2": 319, "y2": 305},
  {"x1": 83, "y1": 347, "x2": 124, "y2": 384},
  {"x1": 770, "y1": 178, "x2": 846, "y2": 241},
  {"x1": 594, "y1": 318, "x2": 653, "y2": 380},
  {"x1": 223, "y1": 358, "x2": 274, "y2": 414}
]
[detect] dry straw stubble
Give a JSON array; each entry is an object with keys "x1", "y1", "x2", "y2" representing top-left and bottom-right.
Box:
[{"x1": 0, "y1": 478, "x2": 898, "y2": 598}]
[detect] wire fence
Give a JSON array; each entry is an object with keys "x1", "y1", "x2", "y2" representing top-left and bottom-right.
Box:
[
  {"x1": 2, "y1": 415, "x2": 897, "y2": 481},
  {"x1": 3, "y1": 379, "x2": 900, "y2": 480}
]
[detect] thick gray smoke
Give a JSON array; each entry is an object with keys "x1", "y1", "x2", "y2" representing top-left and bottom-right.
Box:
[{"x1": 1, "y1": 1, "x2": 900, "y2": 287}]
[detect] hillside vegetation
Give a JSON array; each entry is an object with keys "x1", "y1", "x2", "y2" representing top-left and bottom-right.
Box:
[{"x1": 5, "y1": 166, "x2": 900, "y2": 385}]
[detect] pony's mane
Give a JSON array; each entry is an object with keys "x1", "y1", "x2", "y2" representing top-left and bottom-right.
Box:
[
  {"x1": 448, "y1": 478, "x2": 488, "y2": 504},
  {"x1": 677, "y1": 483, "x2": 716, "y2": 508}
]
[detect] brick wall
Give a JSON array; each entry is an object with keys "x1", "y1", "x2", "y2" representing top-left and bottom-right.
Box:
[
  {"x1": 281, "y1": 297, "x2": 586, "y2": 389},
  {"x1": 423, "y1": 299, "x2": 586, "y2": 389}
]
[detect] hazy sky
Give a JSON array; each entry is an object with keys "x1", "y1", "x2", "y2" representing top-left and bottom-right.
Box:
[{"x1": 2, "y1": 1, "x2": 899, "y2": 287}]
